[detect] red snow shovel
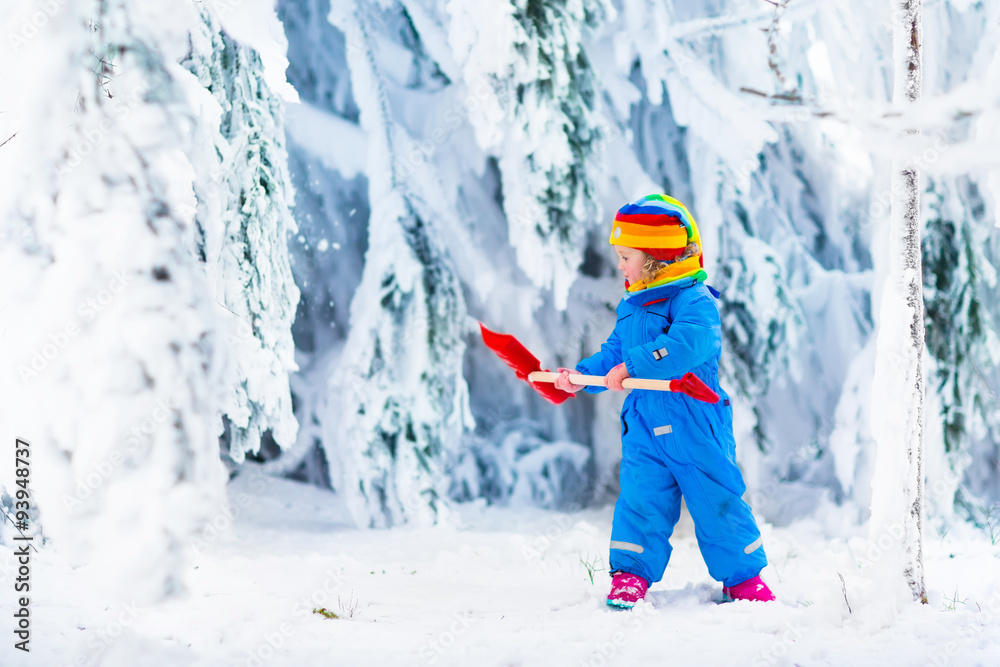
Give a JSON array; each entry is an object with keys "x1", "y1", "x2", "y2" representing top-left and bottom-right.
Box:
[{"x1": 479, "y1": 323, "x2": 720, "y2": 405}]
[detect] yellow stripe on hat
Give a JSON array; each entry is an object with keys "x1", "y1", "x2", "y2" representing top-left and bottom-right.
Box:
[{"x1": 609, "y1": 219, "x2": 688, "y2": 250}]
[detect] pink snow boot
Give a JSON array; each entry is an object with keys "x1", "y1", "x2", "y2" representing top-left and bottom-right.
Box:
[
  {"x1": 607, "y1": 571, "x2": 649, "y2": 609},
  {"x1": 723, "y1": 575, "x2": 775, "y2": 602}
]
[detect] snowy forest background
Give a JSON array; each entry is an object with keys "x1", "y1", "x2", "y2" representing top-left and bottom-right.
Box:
[{"x1": 1, "y1": 0, "x2": 999, "y2": 607}]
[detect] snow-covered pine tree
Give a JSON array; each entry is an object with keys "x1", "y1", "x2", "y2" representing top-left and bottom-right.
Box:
[
  {"x1": 323, "y1": 2, "x2": 472, "y2": 527},
  {"x1": 273, "y1": 0, "x2": 596, "y2": 509},
  {"x1": 182, "y1": 4, "x2": 300, "y2": 462},
  {"x1": 446, "y1": 0, "x2": 607, "y2": 309},
  {"x1": 265, "y1": 0, "x2": 1000, "y2": 526},
  {"x1": 273, "y1": 0, "x2": 371, "y2": 486},
  {"x1": 869, "y1": 0, "x2": 927, "y2": 604},
  {"x1": 923, "y1": 176, "x2": 1000, "y2": 515},
  {"x1": 714, "y1": 194, "x2": 803, "y2": 445},
  {"x1": 0, "y1": 0, "x2": 228, "y2": 602}
]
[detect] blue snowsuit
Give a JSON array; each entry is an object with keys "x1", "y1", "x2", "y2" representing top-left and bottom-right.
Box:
[{"x1": 576, "y1": 277, "x2": 767, "y2": 588}]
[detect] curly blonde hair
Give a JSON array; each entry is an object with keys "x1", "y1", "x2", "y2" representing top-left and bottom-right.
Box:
[
  {"x1": 640, "y1": 254, "x2": 666, "y2": 283},
  {"x1": 639, "y1": 242, "x2": 701, "y2": 282}
]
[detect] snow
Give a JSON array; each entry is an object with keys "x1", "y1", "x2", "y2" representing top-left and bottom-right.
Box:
[
  {"x1": 1, "y1": 0, "x2": 1000, "y2": 663},
  {"x1": 206, "y1": 0, "x2": 299, "y2": 102},
  {"x1": 285, "y1": 101, "x2": 368, "y2": 178},
  {"x1": 4, "y1": 473, "x2": 1000, "y2": 667}
]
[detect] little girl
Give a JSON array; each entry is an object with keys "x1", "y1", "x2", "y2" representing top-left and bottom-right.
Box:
[{"x1": 555, "y1": 194, "x2": 774, "y2": 608}]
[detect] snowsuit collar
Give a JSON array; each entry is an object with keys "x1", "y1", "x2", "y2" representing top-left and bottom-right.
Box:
[
  {"x1": 624, "y1": 258, "x2": 706, "y2": 293},
  {"x1": 621, "y1": 277, "x2": 702, "y2": 305}
]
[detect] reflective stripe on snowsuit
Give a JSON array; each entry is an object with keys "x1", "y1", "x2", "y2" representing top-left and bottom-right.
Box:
[{"x1": 576, "y1": 278, "x2": 767, "y2": 587}]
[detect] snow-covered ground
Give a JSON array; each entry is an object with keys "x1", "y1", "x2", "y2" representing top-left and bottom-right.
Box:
[{"x1": 5, "y1": 471, "x2": 999, "y2": 667}]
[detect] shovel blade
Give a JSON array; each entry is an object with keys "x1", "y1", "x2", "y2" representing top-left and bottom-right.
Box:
[
  {"x1": 670, "y1": 372, "x2": 720, "y2": 404},
  {"x1": 479, "y1": 323, "x2": 575, "y2": 405},
  {"x1": 479, "y1": 323, "x2": 540, "y2": 380}
]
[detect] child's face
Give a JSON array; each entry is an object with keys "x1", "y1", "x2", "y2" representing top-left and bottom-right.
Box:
[{"x1": 615, "y1": 246, "x2": 646, "y2": 285}]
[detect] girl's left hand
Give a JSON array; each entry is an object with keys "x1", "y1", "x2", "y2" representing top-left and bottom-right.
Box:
[
  {"x1": 554, "y1": 367, "x2": 585, "y2": 393},
  {"x1": 605, "y1": 363, "x2": 630, "y2": 391}
]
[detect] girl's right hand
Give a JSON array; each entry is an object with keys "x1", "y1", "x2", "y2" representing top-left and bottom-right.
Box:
[
  {"x1": 554, "y1": 367, "x2": 584, "y2": 393},
  {"x1": 604, "y1": 363, "x2": 630, "y2": 391}
]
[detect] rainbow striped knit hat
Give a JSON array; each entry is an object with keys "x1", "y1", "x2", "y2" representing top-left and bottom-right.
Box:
[{"x1": 609, "y1": 194, "x2": 706, "y2": 286}]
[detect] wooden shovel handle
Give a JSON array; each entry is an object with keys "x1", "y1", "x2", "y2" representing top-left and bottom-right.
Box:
[{"x1": 527, "y1": 371, "x2": 675, "y2": 392}]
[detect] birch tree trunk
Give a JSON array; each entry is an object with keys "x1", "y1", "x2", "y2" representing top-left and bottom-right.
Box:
[{"x1": 869, "y1": 0, "x2": 927, "y2": 604}]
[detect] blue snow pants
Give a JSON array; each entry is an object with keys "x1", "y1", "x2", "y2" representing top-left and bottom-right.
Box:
[{"x1": 577, "y1": 279, "x2": 767, "y2": 588}]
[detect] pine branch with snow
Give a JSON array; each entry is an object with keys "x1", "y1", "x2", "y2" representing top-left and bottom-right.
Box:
[
  {"x1": 923, "y1": 176, "x2": 1000, "y2": 512},
  {"x1": 446, "y1": 0, "x2": 608, "y2": 308},
  {"x1": 0, "y1": 0, "x2": 231, "y2": 602},
  {"x1": 182, "y1": 3, "x2": 301, "y2": 462},
  {"x1": 321, "y1": 3, "x2": 473, "y2": 527}
]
